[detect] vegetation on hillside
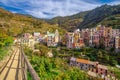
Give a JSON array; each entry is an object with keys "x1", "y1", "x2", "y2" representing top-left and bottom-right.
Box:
[
  {"x1": 47, "y1": 11, "x2": 89, "y2": 31},
  {"x1": 0, "y1": 29, "x2": 13, "y2": 60},
  {"x1": 78, "y1": 4, "x2": 120, "y2": 28},
  {"x1": 108, "y1": 66, "x2": 120, "y2": 79},
  {"x1": 0, "y1": 8, "x2": 66, "y2": 37},
  {"x1": 0, "y1": 7, "x2": 66, "y2": 62},
  {"x1": 100, "y1": 14, "x2": 120, "y2": 29},
  {"x1": 24, "y1": 42, "x2": 120, "y2": 79},
  {"x1": 30, "y1": 56, "x2": 88, "y2": 80},
  {"x1": 53, "y1": 46, "x2": 120, "y2": 66},
  {"x1": 48, "y1": 4, "x2": 120, "y2": 30},
  {"x1": 1, "y1": 4, "x2": 120, "y2": 34},
  {"x1": 24, "y1": 45, "x2": 89, "y2": 80}
]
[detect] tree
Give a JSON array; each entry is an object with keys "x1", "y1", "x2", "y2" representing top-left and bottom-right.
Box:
[
  {"x1": 97, "y1": 50, "x2": 103, "y2": 58},
  {"x1": 99, "y1": 37, "x2": 105, "y2": 49},
  {"x1": 104, "y1": 54, "x2": 109, "y2": 61},
  {"x1": 110, "y1": 57, "x2": 118, "y2": 66}
]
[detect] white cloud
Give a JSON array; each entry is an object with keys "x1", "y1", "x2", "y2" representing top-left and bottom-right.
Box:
[
  {"x1": 108, "y1": 1, "x2": 120, "y2": 5},
  {"x1": 0, "y1": 0, "x2": 120, "y2": 18},
  {"x1": 26, "y1": 10, "x2": 49, "y2": 18},
  {"x1": 25, "y1": 0, "x2": 102, "y2": 18}
]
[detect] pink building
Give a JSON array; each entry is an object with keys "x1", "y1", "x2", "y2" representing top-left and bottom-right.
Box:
[
  {"x1": 93, "y1": 32, "x2": 100, "y2": 47},
  {"x1": 97, "y1": 64, "x2": 108, "y2": 75},
  {"x1": 97, "y1": 25, "x2": 106, "y2": 38},
  {"x1": 82, "y1": 31, "x2": 90, "y2": 46},
  {"x1": 66, "y1": 32, "x2": 74, "y2": 48},
  {"x1": 89, "y1": 28, "x2": 97, "y2": 46}
]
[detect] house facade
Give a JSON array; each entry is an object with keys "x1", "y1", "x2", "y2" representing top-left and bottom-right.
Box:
[
  {"x1": 66, "y1": 32, "x2": 74, "y2": 48},
  {"x1": 66, "y1": 25, "x2": 120, "y2": 52},
  {"x1": 47, "y1": 31, "x2": 56, "y2": 47},
  {"x1": 21, "y1": 33, "x2": 35, "y2": 49},
  {"x1": 70, "y1": 57, "x2": 114, "y2": 79},
  {"x1": 46, "y1": 29, "x2": 60, "y2": 47},
  {"x1": 66, "y1": 29, "x2": 85, "y2": 49},
  {"x1": 34, "y1": 32, "x2": 40, "y2": 44},
  {"x1": 115, "y1": 36, "x2": 120, "y2": 52}
]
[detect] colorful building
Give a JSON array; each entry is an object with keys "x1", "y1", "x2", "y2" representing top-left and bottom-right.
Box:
[
  {"x1": 55, "y1": 29, "x2": 60, "y2": 43},
  {"x1": 70, "y1": 57, "x2": 114, "y2": 79},
  {"x1": 83, "y1": 31, "x2": 90, "y2": 45},
  {"x1": 47, "y1": 31, "x2": 56, "y2": 47},
  {"x1": 115, "y1": 36, "x2": 120, "y2": 52},
  {"x1": 66, "y1": 29, "x2": 85, "y2": 49},
  {"x1": 34, "y1": 32, "x2": 40, "y2": 44},
  {"x1": 21, "y1": 33, "x2": 35, "y2": 49},
  {"x1": 46, "y1": 29, "x2": 60, "y2": 47},
  {"x1": 111, "y1": 29, "x2": 120, "y2": 37},
  {"x1": 104, "y1": 27, "x2": 112, "y2": 37},
  {"x1": 74, "y1": 29, "x2": 80, "y2": 43},
  {"x1": 92, "y1": 32, "x2": 100, "y2": 47},
  {"x1": 66, "y1": 32, "x2": 74, "y2": 48},
  {"x1": 73, "y1": 38, "x2": 85, "y2": 49},
  {"x1": 96, "y1": 25, "x2": 106, "y2": 38}
]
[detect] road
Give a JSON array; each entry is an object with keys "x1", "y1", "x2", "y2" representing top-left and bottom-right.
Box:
[{"x1": 0, "y1": 46, "x2": 22, "y2": 80}]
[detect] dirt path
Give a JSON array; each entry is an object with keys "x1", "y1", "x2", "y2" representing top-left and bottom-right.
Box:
[{"x1": 0, "y1": 46, "x2": 22, "y2": 80}]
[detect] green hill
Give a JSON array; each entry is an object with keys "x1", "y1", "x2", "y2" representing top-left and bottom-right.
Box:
[
  {"x1": 0, "y1": 8, "x2": 66, "y2": 37},
  {"x1": 48, "y1": 4, "x2": 120, "y2": 30},
  {"x1": 79, "y1": 4, "x2": 120, "y2": 29},
  {"x1": 0, "y1": 7, "x2": 66, "y2": 52},
  {"x1": 47, "y1": 11, "x2": 89, "y2": 31},
  {"x1": 1, "y1": 4, "x2": 120, "y2": 36},
  {"x1": 99, "y1": 14, "x2": 120, "y2": 29}
]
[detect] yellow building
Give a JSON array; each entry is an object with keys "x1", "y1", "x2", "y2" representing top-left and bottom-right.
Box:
[{"x1": 104, "y1": 27, "x2": 112, "y2": 37}]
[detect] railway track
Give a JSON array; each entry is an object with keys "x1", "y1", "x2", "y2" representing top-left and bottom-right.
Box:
[{"x1": 0, "y1": 46, "x2": 22, "y2": 80}]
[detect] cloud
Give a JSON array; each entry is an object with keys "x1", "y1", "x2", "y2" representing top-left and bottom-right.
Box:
[
  {"x1": 108, "y1": 0, "x2": 120, "y2": 5},
  {"x1": 25, "y1": 0, "x2": 101, "y2": 18},
  {"x1": 0, "y1": 0, "x2": 120, "y2": 18}
]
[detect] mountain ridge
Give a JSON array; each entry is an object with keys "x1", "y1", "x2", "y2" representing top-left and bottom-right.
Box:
[
  {"x1": 47, "y1": 11, "x2": 89, "y2": 31},
  {"x1": 0, "y1": 4, "x2": 120, "y2": 36},
  {"x1": 47, "y1": 4, "x2": 120, "y2": 30},
  {"x1": 79, "y1": 4, "x2": 120, "y2": 29}
]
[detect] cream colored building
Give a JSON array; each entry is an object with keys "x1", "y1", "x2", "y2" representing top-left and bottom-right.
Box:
[
  {"x1": 115, "y1": 36, "x2": 120, "y2": 52},
  {"x1": 28, "y1": 38, "x2": 35, "y2": 50},
  {"x1": 55, "y1": 29, "x2": 59, "y2": 43}
]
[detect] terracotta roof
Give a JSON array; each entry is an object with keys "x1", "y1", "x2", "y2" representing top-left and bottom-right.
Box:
[{"x1": 76, "y1": 58, "x2": 90, "y2": 64}]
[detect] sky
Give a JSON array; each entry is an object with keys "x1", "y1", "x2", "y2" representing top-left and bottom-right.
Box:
[{"x1": 0, "y1": 0, "x2": 120, "y2": 19}]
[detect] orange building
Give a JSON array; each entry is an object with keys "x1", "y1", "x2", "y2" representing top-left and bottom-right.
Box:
[
  {"x1": 73, "y1": 38, "x2": 85, "y2": 49},
  {"x1": 70, "y1": 57, "x2": 114, "y2": 78}
]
